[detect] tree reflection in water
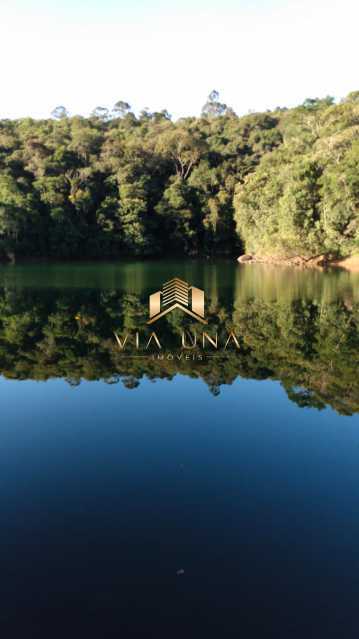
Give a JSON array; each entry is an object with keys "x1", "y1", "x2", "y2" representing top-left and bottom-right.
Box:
[{"x1": 0, "y1": 261, "x2": 357, "y2": 416}]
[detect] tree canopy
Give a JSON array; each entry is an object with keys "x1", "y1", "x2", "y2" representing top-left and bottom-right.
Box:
[
  {"x1": 0, "y1": 91, "x2": 357, "y2": 260},
  {"x1": 234, "y1": 94, "x2": 359, "y2": 259}
]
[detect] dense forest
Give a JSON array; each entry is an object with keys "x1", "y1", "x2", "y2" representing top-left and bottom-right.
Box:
[{"x1": 0, "y1": 90, "x2": 358, "y2": 260}]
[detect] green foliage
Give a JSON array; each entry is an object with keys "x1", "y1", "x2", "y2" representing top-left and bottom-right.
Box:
[
  {"x1": 0, "y1": 90, "x2": 357, "y2": 260},
  {"x1": 235, "y1": 93, "x2": 359, "y2": 258},
  {"x1": 0, "y1": 92, "x2": 282, "y2": 259},
  {"x1": 201, "y1": 90, "x2": 235, "y2": 118}
]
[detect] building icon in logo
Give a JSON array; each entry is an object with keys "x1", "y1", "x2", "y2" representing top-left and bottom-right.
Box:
[{"x1": 147, "y1": 278, "x2": 206, "y2": 324}]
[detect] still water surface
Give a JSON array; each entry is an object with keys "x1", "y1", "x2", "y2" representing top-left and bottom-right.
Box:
[{"x1": 0, "y1": 261, "x2": 358, "y2": 636}]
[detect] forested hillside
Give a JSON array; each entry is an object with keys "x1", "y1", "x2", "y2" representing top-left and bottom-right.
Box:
[
  {"x1": 234, "y1": 93, "x2": 359, "y2": 261},
  {"x1": 0, "y1": 91, "x2": 358, "y2": 260}
]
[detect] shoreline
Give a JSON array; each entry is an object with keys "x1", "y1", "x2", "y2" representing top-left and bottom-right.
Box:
[
  {"x1": 331, "y1": 256, "x2": 359, "y2": 272},
  {"x1": 237, "y1": 254, "x2": 359, "y2": 272}
]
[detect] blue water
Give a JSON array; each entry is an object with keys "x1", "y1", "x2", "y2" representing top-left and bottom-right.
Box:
[
  {"x1": 0, "y1": 261, "x2": 358, "y2": 636},
  {"x1": 1, "y1": 375, "x2": 358, "y2": 636}
]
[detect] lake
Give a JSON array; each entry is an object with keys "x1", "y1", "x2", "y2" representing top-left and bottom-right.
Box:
[{"x1": 0, "y1": 260, "x2": 358, "y2": 637}]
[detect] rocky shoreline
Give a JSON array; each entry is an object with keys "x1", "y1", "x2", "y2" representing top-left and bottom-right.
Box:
[{"x1": 237, "y1": 254, "x2": 359, "y2": 271}]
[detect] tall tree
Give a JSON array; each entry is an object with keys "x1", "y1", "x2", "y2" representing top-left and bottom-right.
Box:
[{"x1": 51, "y1": 106, "x2": 69, "y2": 120}]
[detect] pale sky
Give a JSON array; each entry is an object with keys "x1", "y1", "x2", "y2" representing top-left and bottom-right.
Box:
[{"x1": 0, "y1": 0, "x2": 358, "y2": 120}]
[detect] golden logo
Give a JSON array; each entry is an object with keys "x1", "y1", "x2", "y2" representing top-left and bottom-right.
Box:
[{"x1": 147, "y1": 277, "x2": 207, "y2": 324}]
